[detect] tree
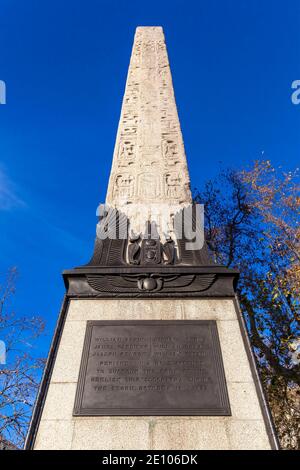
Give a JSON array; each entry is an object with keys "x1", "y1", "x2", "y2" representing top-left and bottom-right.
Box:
[
  {"x1": 0, "y1": 268, "x2": 45, "y2": 448},
  {"x1": 194, "y1": 160, "x2": 300, "y2": 449}
]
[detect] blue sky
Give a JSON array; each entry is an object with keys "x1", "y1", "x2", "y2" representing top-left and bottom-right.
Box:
[{"x1": 0, "y1": 0, "x2": 299, "y2": 357}]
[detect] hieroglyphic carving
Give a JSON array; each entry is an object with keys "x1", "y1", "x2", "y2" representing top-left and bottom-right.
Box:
[
  {"x1": 118, "y1": 140, "x2": 135, "y2": 166},
  {"x1": 165, "y1": 172, "x2": 182, "y2": 199},
  {"x1": 106, "y1": 27, "x2": 192, "y2": 224},
  {"x1": 138, "y1": 172, "x2": 161, "y2": 199},
  {"x1": 113, "y1": 174, "x2": 134, "y2": 201},
  {"x1": 162, "y1": 139, "x2": 178, "y2": 160}
]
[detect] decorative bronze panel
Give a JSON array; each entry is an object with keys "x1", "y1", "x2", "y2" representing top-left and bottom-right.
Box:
[{"x1": 73, "y1": 320, "x2": 231, "y2": 416}]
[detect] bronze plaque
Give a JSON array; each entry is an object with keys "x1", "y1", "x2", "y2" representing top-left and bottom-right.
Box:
[{"x1": 73, "y1": 320, "x2": 231, "y2": 416}]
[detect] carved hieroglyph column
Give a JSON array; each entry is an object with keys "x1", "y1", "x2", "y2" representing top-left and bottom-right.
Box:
[{"x1": 106, "y1": 27, "x2": 192, "y2": 236}]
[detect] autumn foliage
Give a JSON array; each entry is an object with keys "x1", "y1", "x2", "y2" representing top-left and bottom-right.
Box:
[
  {"x1": 195, "y1": 160, "x2": 300, "y2": 449},
  {"x1": 0, "y1": 268, "x2": 45, "y2": 448}
]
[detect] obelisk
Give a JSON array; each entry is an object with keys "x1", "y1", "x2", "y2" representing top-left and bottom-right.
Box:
[
  {"x1": 106, "y1": 26, "x2": 191, "y2": 235},
  {"x1": 25, "y1": 27, "x2": 278, "y2": 450}
]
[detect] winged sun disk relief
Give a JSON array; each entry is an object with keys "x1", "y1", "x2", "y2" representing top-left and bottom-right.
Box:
[{"x1": 86, "y1": 273, "x2": 216, "y2": 293}]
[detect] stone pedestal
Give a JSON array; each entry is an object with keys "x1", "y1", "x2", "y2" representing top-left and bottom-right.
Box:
[{"x1": 28, "y1": 298, "x2": 276, "y2": 450}]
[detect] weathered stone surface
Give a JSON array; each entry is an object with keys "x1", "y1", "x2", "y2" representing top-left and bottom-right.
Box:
[
  {"x1": 183, "y1": 298, "x2": 236, "y2": 321},
  {"x1": 227, "y1": 382, "x2": 263, "y2": 420},
  {"x1": 67, "y1": 298, "x2": 184, "y2": 322},
  {"x1": 217, "y1": 319, "x2": 253, "y2": 383},
  {"x1": 51, "y1": 321, "x2": 86, "y2": 383},
  {"x1": 226, "y1": 420, "x2": 271, "y2": 450},
  {"x1": 71, "y1": 419, "x2": 150, "y2": 450},
  {"x1": 151, "y1": 418, "x2": 230, "y2": 450},
  {"x1": 34, "y1": 420, "x2": 74, "y2": 450},
  {"x1": 41, "y1": 383, "x2": 77, "y2": 421}
]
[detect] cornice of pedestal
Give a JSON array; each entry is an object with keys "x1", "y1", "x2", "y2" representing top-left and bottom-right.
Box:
[{"x1": 62, "y1": 265, "x2": 239, "y2": 299}]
